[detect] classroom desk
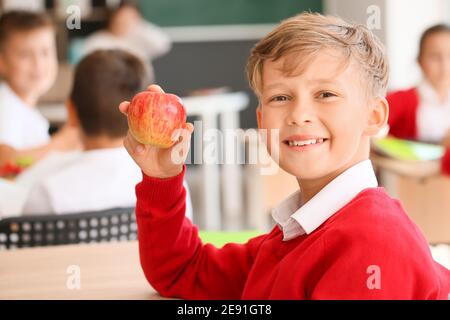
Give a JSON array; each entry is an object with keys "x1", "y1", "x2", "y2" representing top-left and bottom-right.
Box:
[
  {"x1": 0, "y1": 241, "x2": 165, "y2": 300},
  {"x1": 371, "y1": 153, "x2": 441, "y2": 179},
  {"x1": 38, "y1": 92, "x2": 250, "y2": 230},
  {"x1": 371, "y1": 153, "x2": 450, "y2": 244}
]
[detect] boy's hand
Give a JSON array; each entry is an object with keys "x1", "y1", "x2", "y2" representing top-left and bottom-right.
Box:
[{"x1": 120, "y1": 85, "x2": 194, "y2": 179}]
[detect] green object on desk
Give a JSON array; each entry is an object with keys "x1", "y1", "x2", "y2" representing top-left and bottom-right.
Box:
[
  {"x1": 373, "y1": 137, "x2": 444, "y2": 161},
  {"x1": 16, "y1": 156, "x2": 34, "y2": 168},
  {"x1": 199, "y1": 231, "x2": 264, "y2": 248}
]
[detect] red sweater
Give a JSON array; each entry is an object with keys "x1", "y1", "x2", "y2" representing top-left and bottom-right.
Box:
[
  {"x1": 386, "y1": 87, "x2": 450, "y2": 175},
  {"x1": 135, "y1": 167, "x2": 450, "y2": 300},
  {"x1": 386, "y1": 87, "x2": 419, "y2": 140}
]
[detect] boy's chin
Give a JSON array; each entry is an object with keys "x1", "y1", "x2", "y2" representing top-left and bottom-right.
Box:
[
  {"x1": 279, "y1": 162, "x2": 329, "y2": 181},
  {"x1": 33, "y1": 82, "x2": 54, "y2": 96}
]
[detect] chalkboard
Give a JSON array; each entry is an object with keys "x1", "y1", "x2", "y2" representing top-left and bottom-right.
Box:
[{"x1": 138, "y1": 0, "x2": 323, "y2": 27}]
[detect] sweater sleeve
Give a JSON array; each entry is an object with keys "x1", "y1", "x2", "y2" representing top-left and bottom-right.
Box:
[{"x1": 135, "y1": 166, "x2": 266, "y2": 300}]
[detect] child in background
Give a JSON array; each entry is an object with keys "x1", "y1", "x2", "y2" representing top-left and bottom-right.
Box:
[
  {"x1": 21, "y1": 50, "x2": 193, "y2": 218},
  {"x1": 82, "y1": 0, "x2": 171, "y2": 82},
  {"x1": 121, "y1": 13, "x2": 450, "y2": 299},
  {"x1": 387, "y1": 24, "x2": 450, "y2": 144},
  {"x1": 0, "y1": 11, "x2": 80, "y2": 167}
]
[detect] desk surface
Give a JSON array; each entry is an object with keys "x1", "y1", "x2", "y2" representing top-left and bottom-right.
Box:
[{"x1": 0, "y1": 241, "x2": 165, "y2": 300}]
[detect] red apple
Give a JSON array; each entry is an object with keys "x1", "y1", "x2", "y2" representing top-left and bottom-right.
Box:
[{"x1": 127, "y1": 91, "x2": 187, "y2": 148}]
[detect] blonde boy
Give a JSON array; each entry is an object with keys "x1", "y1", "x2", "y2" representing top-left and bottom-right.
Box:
[{"x1": 120, "y1": 13, "x2": 450, "y2": 299}]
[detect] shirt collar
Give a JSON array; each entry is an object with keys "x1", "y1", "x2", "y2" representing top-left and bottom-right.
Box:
[{"x1": 271, "y1": 160, "x2": 378, "y2": 241}]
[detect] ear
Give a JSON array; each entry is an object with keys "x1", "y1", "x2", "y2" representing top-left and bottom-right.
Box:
[
  {"x1": 364, "y1": 96, "x2": 389, "y2": 136},
  {"x1": 66, "y1": 100, "x2": 79, "y2": 127},
  {"x1": 0, "y1": 53, "x2": 6, "y2": 77},
  {"x1": 256, "y1": 105, "x2": 262, "y2": 129},
  {"x1": 417, "y1": 55, "x2": 424, "y2": 70}
]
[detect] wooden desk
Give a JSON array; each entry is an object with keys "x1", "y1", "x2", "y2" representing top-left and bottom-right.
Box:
[
  {"x1": 371, "y1": 154, "x2": 450, "y2": 244},
  {"x1": 0, "y1": 241, "x2": 166, "y2": 300},
  {"x1": 371, "y1": 153, "x2": 441, "y2": 179}
]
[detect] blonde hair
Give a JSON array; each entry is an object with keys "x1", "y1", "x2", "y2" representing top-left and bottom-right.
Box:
[{"x1": 247, "y1": 12, "x2": 389, "y2": 97}]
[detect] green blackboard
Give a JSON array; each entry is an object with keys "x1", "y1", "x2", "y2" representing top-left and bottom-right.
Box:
[{"x1": 138, "y1": 0, "x2": 323, "y2": 27}]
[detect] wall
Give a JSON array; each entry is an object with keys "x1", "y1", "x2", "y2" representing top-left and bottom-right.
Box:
[{"x1": 325, "y1": 0, "x2": 450, "y2": 91}]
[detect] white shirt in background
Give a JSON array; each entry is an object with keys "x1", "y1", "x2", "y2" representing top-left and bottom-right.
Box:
[
  {"x1": 0, "y1": 83, "x2": 50, "y2": 149},
  {"x1": 21, "y1": 147, "x2": 194, "y2": 219},
  {"x1": 82, "y1": 21, "x2": 172, "y2": 81},
  {"x1": 417, "y1": 81, "x2": 450, "y2": 143}
]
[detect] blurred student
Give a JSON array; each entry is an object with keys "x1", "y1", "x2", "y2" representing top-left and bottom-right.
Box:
[
  {"x1": 387, "y1": 24, "x2": 450, "y2": 144},
  {"x1": 82, "y1": 0, "x2": 171, "y2": 81},
  {"x1": 20, "y1": 50, "x2": 192, "y2": 217},
  {"x1": 0, "y1": 11, "x2": 80, "y2": 166}
]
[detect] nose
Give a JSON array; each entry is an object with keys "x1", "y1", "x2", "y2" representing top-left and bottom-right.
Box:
[
  {"x1": 285, "y1": 98, "x2": 314, "y2": 126},
  {"x1": 31, "y1": 54, "x2": 42, "y2": 73}
]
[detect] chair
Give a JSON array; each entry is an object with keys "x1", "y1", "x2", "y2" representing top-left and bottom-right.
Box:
[{"x1": 0, "y1": 207, "x2": 136, "y2": 250}]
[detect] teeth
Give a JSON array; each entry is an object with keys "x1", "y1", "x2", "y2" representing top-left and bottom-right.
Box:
[{"x1": 288, "y1": 138, "x2": 324, "y2": 147}]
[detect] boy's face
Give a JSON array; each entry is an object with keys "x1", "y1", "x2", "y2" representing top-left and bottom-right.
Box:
[
  {"x1": 419, "y1": 32, "x2": 450, "y2": 91},
  {"x1": 257, "y1": 49, "x2": 383, "y2": 180},
  {"x1": 0, "y1": 27, "x2": 57, "y2": 102}
]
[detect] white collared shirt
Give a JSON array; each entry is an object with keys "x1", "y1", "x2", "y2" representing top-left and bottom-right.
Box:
[
  {"x1": 0, "y1": 83, "x2": 50, "y2": 149},
  {"x1": 417, "y1": 81, "x2": 450, "y2": 143},
  {"x1": 272, "y1": 160, "x2": 378, "y2": 241},
  {"x1": 20, "y1": 147, "x2": 193, "y2": 219}
]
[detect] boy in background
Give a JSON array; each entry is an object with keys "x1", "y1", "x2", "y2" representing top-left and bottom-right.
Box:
[
  {"x1": 21, "y1": 49, "x2": 193, "y2": 218},
  {"x1": 0, "y1": 11, "x2": 79, "y2": 167}
]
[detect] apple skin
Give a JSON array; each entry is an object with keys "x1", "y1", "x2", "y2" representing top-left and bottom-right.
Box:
[{"x1": 127, "y1": 91, "x2": 187, "y2": 148}]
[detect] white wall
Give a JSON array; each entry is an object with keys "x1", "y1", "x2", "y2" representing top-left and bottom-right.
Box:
[
  {"x1": 386, "y1": 0, "x2": 449, "y2": 90},
  {"x1": 324, "y1": 0, "x2": 450, "y2": 91}
]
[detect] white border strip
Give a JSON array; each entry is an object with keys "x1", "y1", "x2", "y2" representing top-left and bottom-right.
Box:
[{"x1": 163, "y1": 24, "x2": 277, "y2": 42}]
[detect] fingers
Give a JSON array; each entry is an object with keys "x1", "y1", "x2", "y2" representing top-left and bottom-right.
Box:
[
  {"x1": 123, "y1": 132, "x2": 146, "y2": 156},
  {"x1": 120, "y1": 85, "x2": 166, "y2": 116},
  {"x1": 119, "y1": 101, "x2": 130, "y2": 115},
  {"x1": 183, "y1": 122, "x2": 194, "y2": 135},
  {"x1": 180, "y1": 122, "x2": 194, "y2": 142},
  {"x1": 147, "y1": 84, "x2": 165, "y2": 93},
  {"x1": 120, "y1": 83, "x2": 165, "y2": 115}
]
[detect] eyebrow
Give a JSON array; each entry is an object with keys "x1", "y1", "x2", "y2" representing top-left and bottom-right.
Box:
[
  {"x1": 263, "y1": 83, "x2": 286, "y2": 91},
  {"x1": 306, "y1": 78, "x2": 341, "y2": 85},
  {"x1": 263, "y1": 78, "x2": 342, "y2": 91}
]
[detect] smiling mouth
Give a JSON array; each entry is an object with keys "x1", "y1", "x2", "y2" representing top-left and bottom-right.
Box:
[{"x1": 283, "y1": 138, "x2": 329, "y2": 147}]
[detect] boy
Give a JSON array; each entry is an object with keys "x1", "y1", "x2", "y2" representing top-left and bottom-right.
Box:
[
  {"x1": 387, "y1": 24, "x2": 450, "y2": 144},
  {"x1": 0, "y1": 11, "x2": 79, "y2": 166},
  {"x1": 120, "y1": 13, "x2": 450, "y2": 299},
  {"x1": 21, "y1": 49, "x2": 193, "y2": 218}
]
